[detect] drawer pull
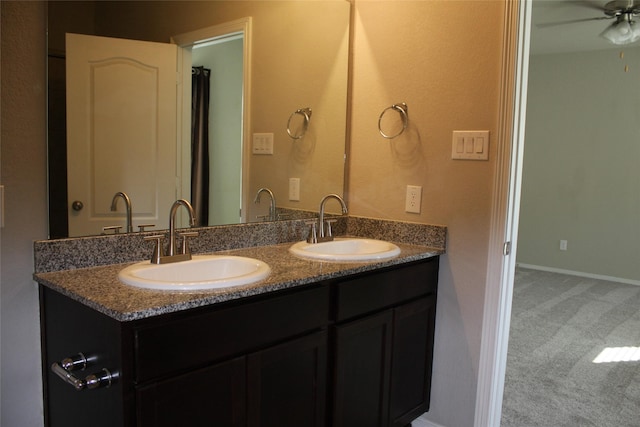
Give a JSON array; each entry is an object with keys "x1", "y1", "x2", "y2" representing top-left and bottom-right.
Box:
[{"x1": 51, "y1": 353, "x2": 116, "y2": 391}]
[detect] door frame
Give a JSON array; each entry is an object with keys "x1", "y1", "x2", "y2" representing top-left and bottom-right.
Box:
[
  {"x1": 171, "y1": 17, "x2": 253, "y2": 224},
  {"x1": 474, "y1": 1, "x2": 532, "y2": 426}
]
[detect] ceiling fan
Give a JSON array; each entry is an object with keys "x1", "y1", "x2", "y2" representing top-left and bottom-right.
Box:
[{"x1": 538, "y1": 0, "x2": 640, "y2": 45}]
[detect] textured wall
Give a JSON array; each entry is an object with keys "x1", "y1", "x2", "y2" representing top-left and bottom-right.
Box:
[
  {"x1": 348, "y1": 2, "x2": 504, "y2": 426},
  {"x1": 518, "y1": 48, "x2": 640, "y2": 283},
  {"x1": 1, "y1": 1, "x2": 48, "y2": 426}
]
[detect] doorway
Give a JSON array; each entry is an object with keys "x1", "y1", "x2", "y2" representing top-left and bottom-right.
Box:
[
  {"x1": 191, "y1": 34, "x2": 244, "y2": 226},
  {"x1": 172, "y1": 17, "x2": 252, "y2": 226},
  {"x1": 502, "y1": 1, "x2": 640, "y2": 425},
  {"x1": 476, "y1": 1, "x2": 640, "y2": 426}
]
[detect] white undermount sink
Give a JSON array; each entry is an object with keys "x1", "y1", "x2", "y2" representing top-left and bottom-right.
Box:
[
  {"x1": 289, "y1": 238, "x2": 401, "y2": 262},
  {"x1": 118, "y1": 255, "x2": 270, "y2": 291}
]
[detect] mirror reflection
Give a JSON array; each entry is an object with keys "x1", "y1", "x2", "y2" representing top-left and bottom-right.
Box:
[{"x1": 47, "y1": 0, "x2": 350, "y2": 238}]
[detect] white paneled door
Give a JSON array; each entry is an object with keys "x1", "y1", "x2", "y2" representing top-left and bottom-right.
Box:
[{"x1": 66, "y1": 33, "x2": 179, "y2": 236}]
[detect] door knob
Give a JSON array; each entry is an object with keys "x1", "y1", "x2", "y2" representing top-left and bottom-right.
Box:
[{"x1": 71, "y1": 200, "x2": 84, "y2": 211}]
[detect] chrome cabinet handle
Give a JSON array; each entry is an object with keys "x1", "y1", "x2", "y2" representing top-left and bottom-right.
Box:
[
  {"x1": 51, "y1": 353, "x2": 116, "y2": 391},
  {"x1": 51, "y1": 361, "x2": 86, "y2": 390},
  {"x1": 84, "y1": 368, "x2": 114, "y2": 390}
]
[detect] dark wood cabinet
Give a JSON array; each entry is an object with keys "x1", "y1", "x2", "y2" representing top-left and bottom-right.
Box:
[
  {"x1": 40, "y1": 257, "x2": 438, "y2": 427},
  {"x1": 39, "y1": 287, "x2": 131, "y2": 427},
  {"x1": 137, "y1": 330, "x2": 328, "y2": 427},
  {"x1": 389, "y1": 296, "x2": 437, "y2": 426},
  {"x1": 247, "y1": 330, "x2": 327, "y2": 427},
  {"x1": 331, "y1": 259, "x2": 438, "y2": 427},
  {"x1": 333, "y1": 310, "x2": 393, "y2": 427},
  {"x1": 137, "y1": 356, "x2": 247, "y2": 427}
]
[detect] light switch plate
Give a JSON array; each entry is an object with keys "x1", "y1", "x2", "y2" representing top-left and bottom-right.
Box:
[
  {"x1": 252, "y1": 133, "x2": 274, "y2": 155},
  {"x1": 451, "y1": 131, "x2": 489, "y2": 160}
]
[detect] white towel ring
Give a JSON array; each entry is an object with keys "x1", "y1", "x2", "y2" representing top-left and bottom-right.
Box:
[
  {"x1": 378, "y1": 103, "x2": 408, "y2": 139},
  {"x1": 287, "y1": 107, "x2": 312, "y2": 139}
]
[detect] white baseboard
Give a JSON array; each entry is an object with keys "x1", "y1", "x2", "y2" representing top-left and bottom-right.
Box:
[
  {"x1": 516, "y1": 263, "x2": 640, "y2": 287},
  {"x1": 413, "y1": 414, "x2": 448, "y2": 427}
]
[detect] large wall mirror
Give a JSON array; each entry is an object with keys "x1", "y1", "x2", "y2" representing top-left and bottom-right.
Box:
[{"x1": 47, "y1": 0, "x2": 350, "y2": 238}]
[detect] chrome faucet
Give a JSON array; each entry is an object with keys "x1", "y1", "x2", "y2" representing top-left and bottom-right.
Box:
[
  {"x1": 307, "y1": 193, "x2": 348, "y2": 243},
  {"x1": 145, "y1": 199, "x2": 197, "y2": 264},
  {"x1": 168, "y1": 199, "x2": 197, "y2": 257},
  {"x1": 254, "y1": 187, "x2": 277, "y2": 221},
  {"x1": 110, "y1": 192, "x2": 133, "y2": 233}
]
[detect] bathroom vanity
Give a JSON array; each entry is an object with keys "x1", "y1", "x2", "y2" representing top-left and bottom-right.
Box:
[{"x1": 35, "y1": 219, "x2": 445, "y2": 427}]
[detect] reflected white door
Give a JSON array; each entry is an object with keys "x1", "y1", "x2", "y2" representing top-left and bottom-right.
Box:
[{"x1": 66, "y1": 33, "x2": 178, "y2": 236}]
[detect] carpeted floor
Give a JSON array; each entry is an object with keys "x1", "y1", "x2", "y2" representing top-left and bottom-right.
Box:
[{"x1": 501, "y1": 267, "x2": 640, "y2": 427}]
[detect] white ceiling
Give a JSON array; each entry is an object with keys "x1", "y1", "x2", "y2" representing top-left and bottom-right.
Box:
[{"x1": 531, "y1": 0, "x2": 639, "y2": 55}]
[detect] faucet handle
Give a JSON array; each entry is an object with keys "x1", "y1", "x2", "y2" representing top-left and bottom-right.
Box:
[
  {"x1": 325, "y1": 219, "x2": 338, "y2": 237},
  {"x1": 137, "y1": 224, "x2": 155, "y2": 232},
  {"x1": 178, "y1": 231, "x2": 199, "y2": 255},
  {"x1": 144, "y1": 235, "x2": 166, "y2": 264},
  {"x1": 305, "y1": 220, "x2": 318, "y2": 244},
  {"x1": 102, "y1": 225, "x2": 122, "y2": 235}
]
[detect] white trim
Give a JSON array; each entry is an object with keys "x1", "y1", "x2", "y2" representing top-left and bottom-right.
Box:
[
  {"x1": 416, "y1": 420, "x2": 448, "y2": 427},
  {"x1": 414, "y1": 414, "x2": 448, "y2": 427},
  {"x1": 517, "y1": 264, "x2": 640, "y2": 287},
  {"x1": 474, "y1": 1, "x2": 532, "y2": 426}
]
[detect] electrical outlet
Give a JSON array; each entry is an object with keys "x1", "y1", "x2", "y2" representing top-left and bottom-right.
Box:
[
  {"x1": 289, "y1": 178, "x2": 300, "y2": 201},
  {"x1": 560, "y1": 240, "x2": 568, "y2": 251},
  {"x1": 405, "y1": 185, "x2": 422, "y2": 213}
]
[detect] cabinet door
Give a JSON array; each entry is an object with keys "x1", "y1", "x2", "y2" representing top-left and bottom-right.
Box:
[
  {"x1": 332, "y1": 310, "x2": 393, "y2": 427},
  {"x1": 247, "y1": 330, "x2": 328, "y2": 427},
  {"x1": 137, "y1": 356, "x2": 246, "y2": 427},
  {"x1": 389, "y1": 296, "x2": 437, "y2": 426},
  {"x1": 40, "y1": 287, "x2": 128, "y2": 427}
]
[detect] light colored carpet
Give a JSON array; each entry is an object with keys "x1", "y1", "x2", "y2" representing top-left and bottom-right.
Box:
[{"x1": 501, "y1": 268, "x2": 640, "y2": 427}]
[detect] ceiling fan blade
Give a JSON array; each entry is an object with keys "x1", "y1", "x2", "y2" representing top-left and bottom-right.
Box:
[
  {"x1": 537, "y1": 16, "x2": 613, "y2": 28},
  {"x1": 573, "y1": 0, "x2": 609, "y2": 12}
]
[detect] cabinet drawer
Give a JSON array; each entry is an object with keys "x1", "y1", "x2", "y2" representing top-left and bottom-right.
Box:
[
  {"x1": 333, "y1": 257, "x2": 438, "y2": 322},
  {"x1": 134, "y1": 285, "x2": 329, "y2": 382}
]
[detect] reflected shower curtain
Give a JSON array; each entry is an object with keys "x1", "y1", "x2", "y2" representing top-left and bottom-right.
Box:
[{"x1": 191, "y1": 66, "x2": 210, "y2": 226}]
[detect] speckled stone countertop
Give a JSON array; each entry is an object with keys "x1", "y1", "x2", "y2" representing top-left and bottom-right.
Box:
[
  {"x1": 33, "y1": 216, "x2": 446, "y2": 322},
  {"x1": 34, "y1": 241, "x2": 443, "y2": 322}
]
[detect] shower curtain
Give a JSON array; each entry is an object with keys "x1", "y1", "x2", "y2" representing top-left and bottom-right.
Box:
[{"x1": 191, "y1": 66, "x2": 210, "y2": 226}]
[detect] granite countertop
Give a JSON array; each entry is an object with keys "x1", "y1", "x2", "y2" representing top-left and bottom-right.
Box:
[{"x1": 34, "y1": 240, "x2": 443, "y2": 322}]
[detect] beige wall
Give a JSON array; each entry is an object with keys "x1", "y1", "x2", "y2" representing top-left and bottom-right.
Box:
[
  {"x1": 518, "y1": 47, "x2": 640, "y2": 283},
  {"x1": 0, "y1": 1, "x2": 508, "y2": 426},
  {"x1": 0, "y1": 1, "x2": 48, "y2": 426},
  {"x1": 348, "y1": 1, "x2": 504, "y2": 425}
]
